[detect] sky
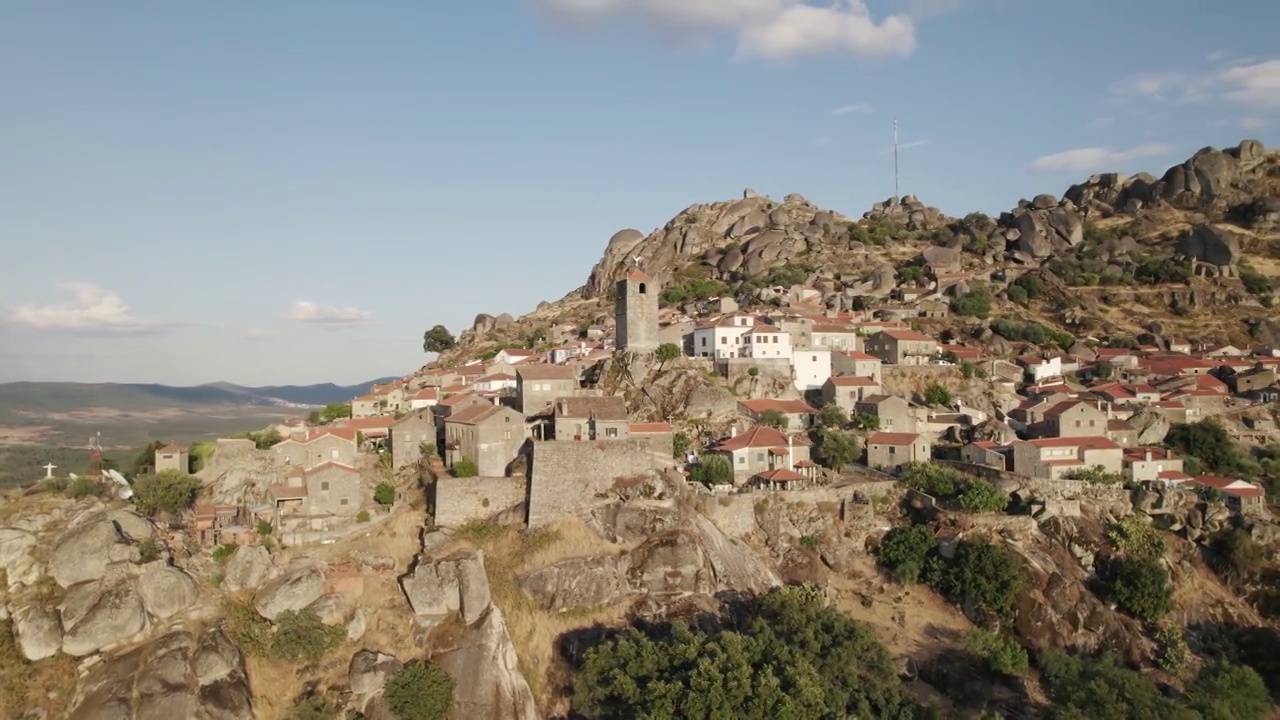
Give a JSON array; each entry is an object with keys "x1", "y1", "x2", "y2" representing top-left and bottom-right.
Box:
[{"x1": 2, "y1": 1, "x2": 1278, "y2": 387}]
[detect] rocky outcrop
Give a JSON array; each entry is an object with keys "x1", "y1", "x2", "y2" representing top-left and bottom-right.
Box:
[
  {"x1": 1177, "y1": 224, "x2": 1242, "y2": 270},
  {"x1": 518, "y1": 555, "x2": 629, "y2": 612},
  {"x1": 1001, "y1": 203, "x2": 1085, "y2": 261},
  {"x1": 863, "y1": 195, "x2": 951, "y2": 231},
  {"x1": 401, "y1": 549, "x2": 492, "y2": 625},
  {"x1": 349, "y1": 649, "x2": 405, "y2": 702},
  {"x1": 253, "y1": 565, "x2": 324, "y2": 620},
  {"x1": 60, "y1": 578, "x2": 148, "y2": 656},
  {"x1": 67, "y1": 629, "x2": 252, "y2": 720},
  {"x1": 0, "y1": 527, "x2": 41, "y2": 590},
  {"x1": 137, "y1": 564, "x2": 199, "y2": 621},
  {"x1": 436, "y1": 605, "x2": 539, "y2": 720},
  {"x1": 222, "y1": 544, "x2": 271, "y2": 592},
  {"x1": 12, "y1": 602, "x2": 62, "y2": 661},
  {"x1": 48, "y1": 515, "x2": 139, "y2": 589}
]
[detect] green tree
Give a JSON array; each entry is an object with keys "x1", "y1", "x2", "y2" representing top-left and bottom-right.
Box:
[
  {"x1": 309, "y1": 403, "x2": 351, "y2": 425},
  {"x1": 270, "y1": 609, "x2": 346, "y2": 663},
  {"x1": 1107, "y1": 556, "x2": 1172, "y2": 622},
  {"x1": 1094, "y1": 360, "x2": 1114, "y2": 379},
  {"x1": 818, "y1": 428, "x2": 861, "y2": 472},
  {"x1": 422, "y1": 325, "x2": 457, "y2": 354},
  {"x1": 817, "y1": 404, "x2": 848, "y2": 428},
  {"x1": 922, "y1": 384, "x2": 952, "y2": 407},
  {"x1": 850, "y1": 413, "x2": 880, "y2": 431},
  {"x1": 690, "y1": 454, "x2": 734, "y2": 486},
  {"x1": 1038, "y1": 649, "x2": 1197, "y2": 720},
  {"x1": 875, "y1": 524, "x2": 937, "y2": 584},
  {"x1": 950, "y1": 289, "x2": 992, "y2": 318},
  {"x1": 1185, "y1": 661, "x2": 1272, "y2": 720},
  {"x1": 672, "y1": 431, "x2": 690, "y2": 459},
  {"x1": 654, "y1": 342, "x2": 681, "y2": 364},
  {"x1": 131, "y1": 470, "x2": 201, "y2": 516},
  {"x1": 129, "y1": 440, "x2": 167, "y2": 476},
  {"x1": 964, "y1": 630, "x2": 1029, "y2": 676},
  {"x1": 384, "y1": 663, "x2": 456, "y2": 720},
  {"x1": 759, "y1": 409, "x2": 788, "y2": 430},
  {"x1": 374, "y1": 482, "x2": 396, "y2": 506},
  {"x1": 453, "y1": 458, "x2": 478, "y2": 478},
  {"x1": 286, "y1": 695, "x2": 341, "y2": 720}
]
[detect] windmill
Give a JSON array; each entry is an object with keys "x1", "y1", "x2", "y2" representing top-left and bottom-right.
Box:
[
  {"x1": 88, "y1": 432, "x2": 103, "y2": 486},
  {"x1": 631, "y1": 254, "x2": 644, "y2": 269}
]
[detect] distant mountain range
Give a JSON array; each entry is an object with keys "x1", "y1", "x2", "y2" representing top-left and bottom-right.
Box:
[{"x1": 0, "y1": 378, "x2": 399, "y2": 416}]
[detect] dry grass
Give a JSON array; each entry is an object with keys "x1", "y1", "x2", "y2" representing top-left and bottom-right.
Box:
[
  {"x1": 444, "y1": 517, "x2": 632, "y2": 712},
  {"x1": 0, "y1": 619, "x2": 78, "y2": 720}
]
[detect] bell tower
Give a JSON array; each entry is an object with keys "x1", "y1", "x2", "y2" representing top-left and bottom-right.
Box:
[{"x1": 615, "y1": 269, "x2": 659, "y2": 353}]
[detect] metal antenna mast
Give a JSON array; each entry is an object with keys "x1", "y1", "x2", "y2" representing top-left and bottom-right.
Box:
[{"x1": 892, "y1": 116, "x2": 900, "y2": 202}]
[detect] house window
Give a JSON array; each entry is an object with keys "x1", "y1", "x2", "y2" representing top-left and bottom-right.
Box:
[
  {"x1": 1074, "y1": 420, "x2": 1081, "y2": 428},
  {"x1": 340, "y1": 498, "x2": 349, "y2": 506},
  {"x1": 889, "y1": 446, "x2": 897, "y2": 455},
  {"x1": 738, "y1": 456, "x2": 745, "y2": 464},
  {"x1": 330, "y1": 449, "x2": 339, "y2": 459},
  {"x1": 321, "y1": 481, "x2": 330, "y2": 490},
  {"x1": 721, "y1": 337, "x2": 727, "y2": 345},
  {"x1": 812, "y1": 355, "x2": 818, "y2": 362},
  {"x1": 638, "y1": 282, "x2": 646, "y2": 294},
  {"x1": 605, "y1": 427, "x2": 618, "y2": 438},
  {"x1": 756, "y1": 452, "x2": 764, "y2": 462},
  {"x1": 885, "y1": 419, "x2": 893, "y2": 428},
  {"x1": 503, "y1": 430, "x2": 512, "y2": 440},
  {"x1": 701, "y1": 337, "x2": 707, "y2": 346}
]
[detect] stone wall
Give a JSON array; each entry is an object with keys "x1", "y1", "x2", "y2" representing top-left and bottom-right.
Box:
[
  {"x1": 717, "y1": 357, "x2": 792, "y2": 382},
  {"x1": 434, "y1": 477, "x2": 527, "y2": 528},
  {"x1": 938, "y1": 459, "x2": 1131, "y2": 505},
  {"x1": 527, "y1": 439, "x2": 658, "y2": 527}
]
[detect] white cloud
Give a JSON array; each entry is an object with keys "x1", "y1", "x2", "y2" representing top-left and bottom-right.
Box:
[
  {"x1": 1031, "y1": 143, "x2": 1172, "y2": 172},
  {"x1": 4, "y1": 283, "x2": 169, "y2": 335},
  {"x1": 288, "y1": 301, "x2": 372, "y2": 329},
  {"x1": 535, "y1": 0, "x2": 917, "y2": 62},
  {"x1": 1220, "y1": 60, "x2": 1280, "y2": 109},
  {"x1": 1241, "y1": 116, "x2": 1268, "y2": 130},
  {"x1": 832, "y1": 102, "x2": 874, "y2": 115},
  {"x1": 1108, "y1": 71, "x2": 1211, "y2": 105}
]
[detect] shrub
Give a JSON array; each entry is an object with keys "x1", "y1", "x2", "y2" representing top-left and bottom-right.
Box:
[
  {"x1": 818, "y1": 428, "x2": 861, "y2": 472},
  {"x1": 926, "y1": 538, "x2": 1023, "y2": 619},
  {"x1": 270, "y1": 609, "x2": 346, "y2": 663},
  {"x1": 1185, "y1": 660, "x2": 1272, "y2": 720},
  {"x1": 254, "y1": 520, "x2": 272, "y2": 536},
  {"x1": 1153, "y1": 621, "x2": 1189, "y2": 673},
  {"x1": 747, "y1": 367, "x2": 759, "y2": 377},
  {"x1": 759, "y1": 409, "x2": 788, "y2": 430},
  {"x1": 799, "y1": 534, "x2": 818, "y2": 549},
  {"x1": 898, "y1": 462, "x2": 964, "y2": 497},
  {"x1": 875, "y1": 524, "x2": 937, "y2": 584},
  {"x1": 965, "y1": 630, "x2": 1029, "y2": 676},
  {"x1": 950, "y1": 290, "x2": 992, "y2": 318},
  {"x1": 689, "y1": 454, "x2": 734, "y2": 486},
  {"x1": 287, "y1": 695, "x2": 341, "y2": 720},
  {"x1": 356, "y1": 510, "x2": 370, "y2": 523},
  {"x1": 131, "y1": 470, "x2": 200, "y2": 516},
  {"x1": 922, "y1": 384, "x2": 952, "y2": 407},
  {"x1": 211, "y1": 544, "x2": 237, "y2": 564},
  {"x1": 1064, "y1": 464, "x2": 1126, "y2": 485},
  {"x1": 1006, "y1": 285, "x2": 1028, "y2": 304},
  {"x1": 453, "y1": 458, "x2": 478, "y2": 478},
  {"x1": 1107, "y1": 556, "x2": 1172, "y2": 622},
  {"x1": 570, "y1": 587, "x2": 920, "y2": 719},
  {"x1": 655, "y1": 343, "x2": 681, "y2": 363},
  {"x1": 66, "y1": 475, "x2": 104, "y2": 499},
  {"x1": 137, "y1": 538, "x2": 162, "y2": 563},
  {"x1": 384, "y1": 663, "x2": 456, "y2": 720},
  {"x1": 374, "y1": 482, "x2": 396, "y2": 506},
  {"x1": 1108, "y1": 516, "x2": 1165, "y2": 560},
  {"x1": 818, "y1": 404, "x2": 848, "y2": 428},
  {"x1": 1038, "y1": 649, "x2": 1191, "y2": 718},
  {"x1": 957, "y1": 480, "x2": 1010, "y2": 513},
  {"x1": 672, "y1": 431, "x2": 690, "y2": 459}
]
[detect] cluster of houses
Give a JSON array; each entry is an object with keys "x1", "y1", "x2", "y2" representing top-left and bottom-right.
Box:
[{"x1": 156, "y1": 267, "x2": 1274, "y2": 545}]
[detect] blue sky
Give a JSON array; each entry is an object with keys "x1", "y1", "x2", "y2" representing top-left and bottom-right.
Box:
[{"x1": 1, "y1": 0, "x2": 1277, "y2": 386}]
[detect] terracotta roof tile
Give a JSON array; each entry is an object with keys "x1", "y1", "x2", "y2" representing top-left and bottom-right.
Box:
[{"x1": 867, "y1": 431, "x2": 922, "y2": 445}]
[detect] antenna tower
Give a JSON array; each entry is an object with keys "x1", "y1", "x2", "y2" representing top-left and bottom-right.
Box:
[
  {"x1": 892, "y1": 116, "x2": 900, "y2": 203},
  {"x1": 88, "y1": 432, "x2": 102, "y2": 486}
]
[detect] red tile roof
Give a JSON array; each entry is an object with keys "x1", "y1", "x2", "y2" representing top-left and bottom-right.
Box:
[
  {"x1": 1027, "y1": 436, "x2": 1120, "y2": 451},
  {"x1": 828, "y1": 375, "x2": 878, "y2": 386},
  {"x1": 626, "y1": 269, "x2": 651, "y2": 282},
  {"x1": 1188, "y1": 476, "x2": 1264, "y2": 498},
  {"x1": 715, "y1": 426, "x2": 808, "y2": 451},
  {"x1": 629, "y1": 422, "x2": 673, "y2": 433},
  {"x1": 880, "y1": 329, "x2": 934, "y2": 342},
  {"x1": 756, "y1": 468, "x2": 806, "y2": 482},
  {"x1": 516, "y1": 364, "x2": 576, "y2": 381}
]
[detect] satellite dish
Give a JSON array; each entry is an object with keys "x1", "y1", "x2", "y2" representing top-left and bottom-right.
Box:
[
  {"x1": 117, "y1": 486, "x2": 134, "y2": 500},
  {"x1": 68, "y1": 473, "x2": 80, "y2": 480}
]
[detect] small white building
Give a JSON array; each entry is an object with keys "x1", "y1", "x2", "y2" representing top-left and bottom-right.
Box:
[
  {"x1": 741, "y1": 326, "x2": 792, "y2": 361},
  {"x1": 792, "y1": 347, "x2": 832, "y2": 391},
  {"x1": 691, "y1": 314, "x2": 762, "y2": 359},
  {"x1": 408, "y1": 388, "x2": 439, "y2": 410},
  {"x1": 473, "y1": 373, "x2": 517, "y2": 393}
]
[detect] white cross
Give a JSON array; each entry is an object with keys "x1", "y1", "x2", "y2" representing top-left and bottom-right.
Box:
[{"x1": 42, "y1": 463, "x2": 57, "y2": 479}]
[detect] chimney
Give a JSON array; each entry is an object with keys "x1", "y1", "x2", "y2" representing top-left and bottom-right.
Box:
[
  {"x1": 1145, "y1": 449, "x2": 1152, "y2": 462},
  {"x1": 730, "y1": 424, "x2": 738, "y2": 438},
  {"x1": 786, "y1": 434, "x2": 794, "y2": 472},
  {"x1": 491, "y1": 395, "x2": 500, "y2": 406}
]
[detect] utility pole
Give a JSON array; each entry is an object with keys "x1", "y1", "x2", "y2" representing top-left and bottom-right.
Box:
[{"x1": 892, "y1": 116, "x2": 900, "y2": 203}]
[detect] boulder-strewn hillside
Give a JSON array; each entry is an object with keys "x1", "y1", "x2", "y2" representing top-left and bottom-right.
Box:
[{"x1": 447, "y1": 139, "x2": 1280, "y2": 359}]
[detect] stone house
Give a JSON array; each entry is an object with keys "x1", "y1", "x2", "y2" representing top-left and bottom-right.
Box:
[
  {"x1": 554, "y1": 396, "x2": 630, "y2": 441},
  {"x1": 271, "y1": 428, "x2": 358, "y2": 470},
  {"x1": 629, "y1": 422, "x2": 675, "y2": 459},
  {"x1": 1122, "y1": 447, "x2": 1184, "y2": 483},
  {"x1": 821, "y1": 376, "x2": 882, "y2": 415},
  {"x1": 961, "y1": 441, "x2": 1009, "y2": 470},
  {"x1": 1042, "y1": 400, "x2": 1110, "y2": 439},
  {"x1": 831, "y1": 350, "x2": 882, "y2": 384},
  {"x1": 1010, "y1": 437, "x2": 1123, "y2": 480},
  {"x1": 351, "y1": 393, "x2": 383, "y2": 419},
  {"x1": 1226, "y1": 365, "x2": 1277, "y2": 394},
  {"x1": 810, "y1": 324, "x2": 862, "y2": 351},
  {"x1": 865, "y1": 432, "x2": 932, "y2": 471},
  {"x1": 154, "y1": 444, "x2": 189, "y2": 474},
  {"x1": 389, "y1": 412, "x2": 436, "y2": 471},
  {"x1": 444, "y1": 403, "x2": 527, "y2": 477},
  {"x1": 916, "y1": 300, "x2": 949, "y2": 319},
  {"x1": 737, "y1": 399, "x2": 815, "y2": 431},
  {"x1": 516, "y1": 365, "x2": 578, "y2": 414},
  {"x1": 1186, "y1": 476, "x2": 1265, "y2": 513},
  {"x1": 269, "y1": 462, "x2": 362, "y2": 525},
  {"x1": 854, "y1": 394, "x2": 917, "y2": 433},
  {"x1": 432, "y1": 392, "x2": 490, "y2": 428},
  {"x1": 707, "y1": 426, "x2": 811, "y2": 483},
  {"x1": 863, "y1": 329, "x2": 938, "y2": 366},
  {"x1": 190, "y1": 505, "x2": 246, "y2": 547}
]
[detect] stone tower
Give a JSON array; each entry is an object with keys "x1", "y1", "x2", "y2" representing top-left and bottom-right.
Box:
[{"x1": 615, "y1": 269, "x2": 659, "y2": 353}]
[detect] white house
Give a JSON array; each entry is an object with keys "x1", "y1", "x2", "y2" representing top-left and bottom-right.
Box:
[
  {"x1": 408, "y1": 388, "x2": 439, "y2": 410},
  {"x1": 692, "y1": 314, "x2": 761, "y2": 359},
  {"x1": 741, "y1": 326, "x2": 793, "y2": 361},
  {"x1": 1017, "y1": 354, "x2": 1064, "y2": 383},
  {"x1": 493, "y1": 348, "x2": 539, "y2": 365},
  {"x1": 792, "y1": 347, "x2": 832, "y2": 391},
  {"x1": 473, "y1": 373, "x2": 517, "y2": 393}
]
